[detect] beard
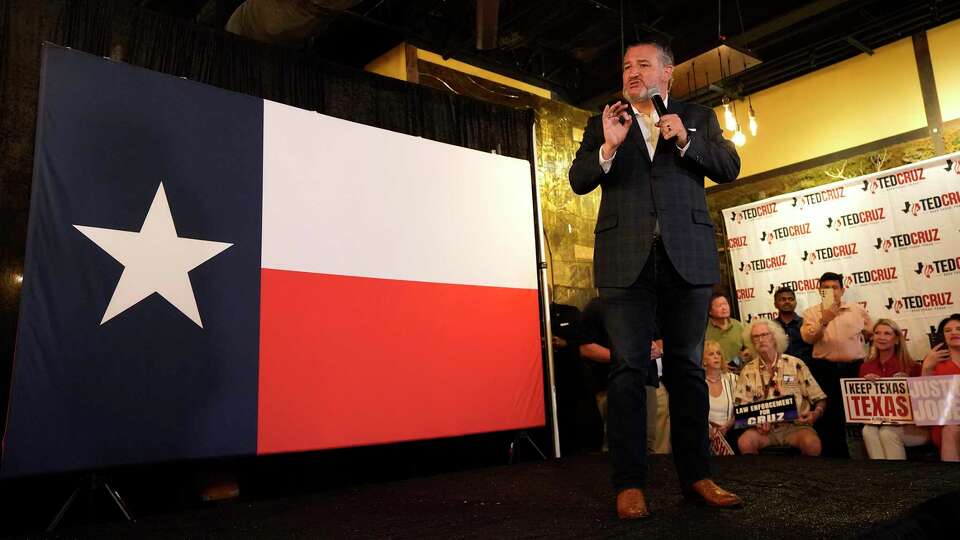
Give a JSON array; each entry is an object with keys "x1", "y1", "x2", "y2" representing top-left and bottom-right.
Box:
[{"x1": 623, "y1": 86, "x2": 647, "y2": 104}]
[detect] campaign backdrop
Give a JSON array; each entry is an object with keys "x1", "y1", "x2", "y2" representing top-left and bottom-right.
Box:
[
  {"x1": 724, "y1": 152, "x2": 960, "y2": 361},
  {"x1": 1, "y1": 46, "x2": 544, "y2": 477}
]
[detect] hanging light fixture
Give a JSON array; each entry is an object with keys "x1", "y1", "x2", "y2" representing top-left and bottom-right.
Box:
[
  {"x1": 731, "y1": 100, "x2": 746, "y2": 146},
  {"x1": 747, "y1": 91, "x2": 757, "y2": 137},
  {"x1": 732, "y1": 125, "x2": 746, "y2": 147},
  {"x1": 722, "y1": 97, "x2": 736, "y2": 131}
]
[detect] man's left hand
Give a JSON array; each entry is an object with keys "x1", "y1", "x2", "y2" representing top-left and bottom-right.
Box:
[
  {"x1": 797, "y1": 410, "x2": 820, "y2": 425},
  {"x1": 657, "y1": 113, "x2": 688, "y2": 147}
]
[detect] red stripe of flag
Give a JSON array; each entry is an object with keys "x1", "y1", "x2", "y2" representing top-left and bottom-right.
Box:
[{"x1": 258, "y1": 268, "x2": 544, "y2": 454}]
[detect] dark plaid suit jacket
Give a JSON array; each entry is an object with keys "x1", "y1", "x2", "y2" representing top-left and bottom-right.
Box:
[{"x1": 569, "y1": 98, "x2": 739, "y2": 288}]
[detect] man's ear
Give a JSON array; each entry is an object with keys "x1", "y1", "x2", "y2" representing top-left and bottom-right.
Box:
[{"x1": 662, "y1": 64, "x2": 674, "y2": 84}]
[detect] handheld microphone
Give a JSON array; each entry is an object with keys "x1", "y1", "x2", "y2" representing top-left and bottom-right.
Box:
[{"x1": 646, "y1": 87, "x2": 668, "y2": 117}]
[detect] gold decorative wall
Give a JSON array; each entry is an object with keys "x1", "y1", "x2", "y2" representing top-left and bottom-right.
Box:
[{"x1": 533, "y1": 99, "x2": 596, "y2": 309}]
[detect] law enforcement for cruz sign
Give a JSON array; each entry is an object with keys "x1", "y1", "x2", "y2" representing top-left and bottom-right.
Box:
[{"x1": 734, "y1": 395, "x2": 799, "y2": 429}]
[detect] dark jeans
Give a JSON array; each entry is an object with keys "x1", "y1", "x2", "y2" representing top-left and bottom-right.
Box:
[
  {"x1": 599, "y1": 240, "x2": 712, "y2": 491},
  {"x1": 809, "y1": 358, "x2": 863, "y2": 458}
]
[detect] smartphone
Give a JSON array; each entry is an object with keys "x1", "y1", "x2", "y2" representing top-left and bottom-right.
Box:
[
  {"x1": 929, "y1": 332, "x2": 945, "y2": 349},
  {"x1": 820, "y1": 288, "x2": 835, "y2": 309}
]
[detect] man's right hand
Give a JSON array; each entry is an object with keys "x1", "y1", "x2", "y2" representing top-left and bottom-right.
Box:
[
  {"x1": 601, "y1": 101, "x2": 632, "y2": 159},
  {"x1": 820, "y1": 305, "x2": 838, "y2": 325}
]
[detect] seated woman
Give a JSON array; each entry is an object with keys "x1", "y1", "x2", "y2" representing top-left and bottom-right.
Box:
[
  {"x1": 859, "y1": 318, "x2": 928, "y2": 460},
  {"x1": 735, "y1": 320, "x2": 826, "y2": 456},
  {"x1": 703, "y1": 340, "x2": 738, "y2": 455},
  {"x1": 922, "y1": 314, "x2": 960, "y2": 462}
]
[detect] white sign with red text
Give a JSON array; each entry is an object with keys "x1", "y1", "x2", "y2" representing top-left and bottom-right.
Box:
[
  {"x1": 724, "y1": 153, "x2": 960, "y2": 361},
  {"x1": 841, "y1": 377, "x2": 913, "y2": 424}
]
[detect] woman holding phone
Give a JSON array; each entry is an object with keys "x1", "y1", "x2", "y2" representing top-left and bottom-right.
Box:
[
  {"x1": 859, "y1": 319, "x2": 926, "y2": 459},
  {"x1": 922, "y1": 314, "x2": 960, "y2": 461}
]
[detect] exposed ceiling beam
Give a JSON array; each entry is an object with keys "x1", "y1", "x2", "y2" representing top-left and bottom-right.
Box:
[
  {"x1": 844, "y1": 36, "x2": 875, "y2": 55},
  {"x1": 728, "y1": 0, "x2": 855, "y2": 49}
]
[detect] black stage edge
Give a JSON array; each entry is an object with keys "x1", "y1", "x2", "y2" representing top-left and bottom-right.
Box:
[{"x1": 2, "y1": 453, "x2": 958, "y2": 539}]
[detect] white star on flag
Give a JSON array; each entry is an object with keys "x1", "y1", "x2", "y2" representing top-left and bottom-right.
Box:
[{"x1": 74, "y1": 182, "x2": 233, "y2": 327}]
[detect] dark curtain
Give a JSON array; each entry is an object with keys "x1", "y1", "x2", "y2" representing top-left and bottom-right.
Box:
[{"x1": 0, "y1": 0, "x2": 534, "y2": 436}]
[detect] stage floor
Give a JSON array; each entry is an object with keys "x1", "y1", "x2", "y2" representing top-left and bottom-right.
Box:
[{"x1": 5, "y1": 453, "x2": 959, "y2": 539}]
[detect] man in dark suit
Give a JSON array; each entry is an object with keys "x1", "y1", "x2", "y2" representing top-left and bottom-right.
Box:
[{"x1": 569, "y1": 37, "x2": 742, "y2": 519}]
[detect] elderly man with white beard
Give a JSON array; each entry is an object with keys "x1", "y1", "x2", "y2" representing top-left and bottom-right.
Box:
[{"x1": 735, "y1": 319, "x2": 827, "y2": 456}]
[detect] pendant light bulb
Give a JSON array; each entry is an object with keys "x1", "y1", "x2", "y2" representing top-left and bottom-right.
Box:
[
  {"x1": 723, "y1": 102, "x2": 736, "y2": 132},
  {"x1": 732, "y1": 127, "x2": 746, "y2": 147}
]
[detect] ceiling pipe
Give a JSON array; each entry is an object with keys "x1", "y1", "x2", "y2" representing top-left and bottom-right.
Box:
[
  {"x1": 225, "y1": 0, "x2": 362, "y2": 45},
  {"x1": 476, "y1": 0, "x2": 500, "y2": 50}
]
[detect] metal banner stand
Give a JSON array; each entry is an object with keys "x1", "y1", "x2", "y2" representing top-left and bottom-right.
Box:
[
  {"x1": 528, "y1": 121, "x2": 562, "y2": 460},
  {"x1": 508, "y1": 430, "x2": 548, "y2": 464},
  {"x1": 47, "y1": 472, "x2": 135, "y2": 532}
]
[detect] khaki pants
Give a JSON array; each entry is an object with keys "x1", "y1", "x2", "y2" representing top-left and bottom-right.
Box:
[{"x1": 651, "y1": 385, "x2": 671, "y2": 454}]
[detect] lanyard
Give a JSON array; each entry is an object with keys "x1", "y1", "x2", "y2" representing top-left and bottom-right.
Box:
[{"x1": 760, "y1": 356, "x2": 782, "y2": 399}]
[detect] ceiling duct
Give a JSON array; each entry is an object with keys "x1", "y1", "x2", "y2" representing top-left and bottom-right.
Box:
[
  {"x1": 226, "y1": 0, "x2": 362, "y2": 45},
  {"x1": 476, "y1": 0, "x2": 500, "y2": 50}
]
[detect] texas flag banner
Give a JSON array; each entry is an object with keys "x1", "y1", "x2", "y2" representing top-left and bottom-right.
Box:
[{"x1": 1, "y1": 45, "x2": 544, "y2": 477}]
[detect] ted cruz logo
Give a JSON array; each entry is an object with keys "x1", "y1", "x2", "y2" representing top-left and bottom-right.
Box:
[
  {"x1": 729, "y1": 202, "x2": 778, "y2": 224},
  {"x1": 760, "y1": 223, "x2": 812, "y2": 244},
  {"x1": 736, "y1": 287, "x2": 756, "y2": 301},
  {"x1": 792, "y1": 187, "x2": 845, "y2": 209},
  {"x1": 844, "y1": 266, "x2": 898, "y2": 287},
  {"x1": 800, "y1": 242, "x2": 858, "y2": 264},
  {"x1": 915, "y1": 257, "x2": 960, "y2": 279},
  {"x1": 745, "y1": 312, "x2": 778, "y2": 324},
  {"x1": 825, "y1": 208, "x2": 886, "y2": 230},
  {"x1": 885, "y1": 292, "x2": 954, "y2": 314},
  {"x1": 767, "y1": 278, "x2": 820, "y2": 296},
  {"x1": 874, "y1": 228, "x2": 941, "y2": 252},
  {"x1": 728, "y1": 235, "x2": 748, "y2": 249},
  {"x1": 739, "y1": 254, "x2": 788, "y2": 275},
  {"x1": 900, "y1": 191, "x2": 960, "y2": 216},
  {"x1": 862, "y1": 167, "x2": 925, "y2": 194}
]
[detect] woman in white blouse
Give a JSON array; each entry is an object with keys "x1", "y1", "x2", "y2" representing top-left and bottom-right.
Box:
[{"x1": 703, "y1": 340, "x2": 738, "y2": 454}]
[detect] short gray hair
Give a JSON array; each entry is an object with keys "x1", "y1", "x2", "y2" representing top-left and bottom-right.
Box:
[
  {"x1": 742, "y1": 319, "x2": 789, "y2": 356},
  {"x1": 624, "y1": 39, "x2": 674, "y2": 67}
]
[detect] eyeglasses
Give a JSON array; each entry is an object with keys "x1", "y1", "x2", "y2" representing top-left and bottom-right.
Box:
[{"x1": 750, "y1": 332, "x2": 772, "y2": 342}]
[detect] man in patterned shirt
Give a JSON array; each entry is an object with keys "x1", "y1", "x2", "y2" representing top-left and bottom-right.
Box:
[{"x1": 735, "y1": 319, "x2": 827, "y2": 456}]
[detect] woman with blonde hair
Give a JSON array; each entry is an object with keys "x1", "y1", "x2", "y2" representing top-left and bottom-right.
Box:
[
  {"x1": 859, "y1": 318, "x2": 926, "y2": 460},
  {"x1": 703, "y1": 340, "x2": 738, "y2": 454}
]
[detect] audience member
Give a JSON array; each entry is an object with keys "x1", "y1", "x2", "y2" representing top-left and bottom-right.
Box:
[
  {"x1": 705, "y1": 293, "x2": 745, "y2": 370},
  {"x1": 736, "y1": 320, "x2": 826, "y2": 456},
  {"x1": 580, "y1": 298, "x2": 669, "y2": 453},
  {"x1": 800, "y1": 272, "x2": 872, "y2": 458},
  {"x1": 552, "y1": 302, "x2": 602, "y2": 453},
  {"x1": 921, "y1": 314, "x2": 960, "y2": 462},
  {"x1": 859, "y1": 319, "x2": 927, "y2": 460},
  {"x1": 703, "y1": 340, "x2": 737, "y2": 454},
  {"x1": 579, "y1": 298, "x2": 610, "y2": 450},
  {"x1": 774, "y1": 286, "x2": 814, "y2": 364},
  {"x1": 648, "y1": 340, "x2": 672, "y2": 455}
]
